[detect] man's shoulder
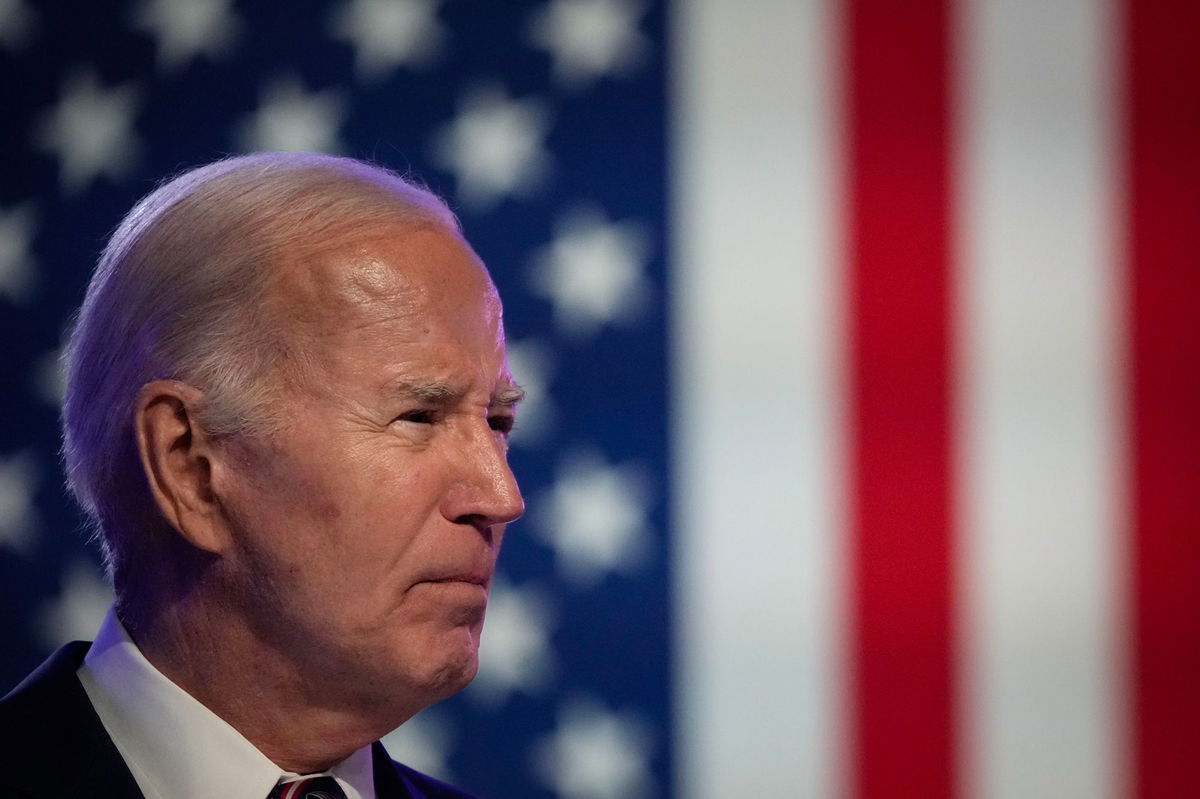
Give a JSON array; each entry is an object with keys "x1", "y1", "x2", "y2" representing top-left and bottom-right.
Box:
[
  {"x1": 372, "y1": 742, "x2": 483, "y2": 799},
  {"x1": 0, "y1": 641, "x2": 91, "y2": 731},
  {"x1": 0, "y1": 642, "x2": 143, "y2": 798}
]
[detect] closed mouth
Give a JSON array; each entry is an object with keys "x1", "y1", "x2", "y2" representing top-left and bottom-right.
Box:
[{"x1": 427, "y1": 573, "x2": 489, "y2": 587}]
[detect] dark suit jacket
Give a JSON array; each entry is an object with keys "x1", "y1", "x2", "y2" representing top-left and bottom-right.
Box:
[{"x1": 0, "y1": 642, "x2": 478, "y2": 798}]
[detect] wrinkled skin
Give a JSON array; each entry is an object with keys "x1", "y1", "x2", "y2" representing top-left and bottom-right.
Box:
[
  {"x1": 133, "y1": 223, "x2": 524, "y2": 771},
  {"x1": 217, "y1": 224, "x2": 525, "y2": 709}
]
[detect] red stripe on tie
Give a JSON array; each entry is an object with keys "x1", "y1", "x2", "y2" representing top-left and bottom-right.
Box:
[
  {"x1": 283, "y1": 779, "x2": 310, "y2": 799},
  {"x1": 844, "y1": 1, "x2": 957, "y2": 798},
  {"x1": 1125, "y1": 1, "x2": 1200, "y2": 796}
]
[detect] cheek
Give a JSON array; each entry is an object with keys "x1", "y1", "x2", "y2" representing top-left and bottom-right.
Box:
[
  {"x1": 224, "y1": 434, "x2": 449, "y2": 585},
  {"x1": 312, "y1": 455, "x2": 440, "y2": 570},
  {"x1": 361, "y1": 448, "x2": 445, "y2": 515},
  {"x1": 220, "y1": 449, "x2": 353, "y2": 570},
  {"x1": 260, "y1": 434, "x2": 376, "y2": 523}
]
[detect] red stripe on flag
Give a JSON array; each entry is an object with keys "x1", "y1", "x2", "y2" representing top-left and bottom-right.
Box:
[
  {"x1": 1126, "y1": 1, "x2": 1200, "y2": 797},
  {"x1": 844, "y1": 1, "x2": 957, "y2": 797}
]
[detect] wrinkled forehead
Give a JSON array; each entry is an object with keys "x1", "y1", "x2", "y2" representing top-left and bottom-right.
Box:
[{"x1": 268, "y1": 223, "x2": 502, "y2": 335}]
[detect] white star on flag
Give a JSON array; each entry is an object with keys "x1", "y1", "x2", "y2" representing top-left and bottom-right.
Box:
[
  {"x1": 528, "y1": 206, "x2": 651, "y2": 338},
  {"x1": 331, "y1": 0, "x2": 443, "y2": 79},
  {"x1": 431, "y1": 86, "x2": 552, "y2": 211},
  {"x1": 133, "y1": 0, "x2": 240, "y2": 71},
  {"x1": 531, "y1": 695, "x2": 655, "y2": 799},
  {"x1": 470, "y1": 578, "x2": 556, "y2": 706},
  {"x1": 527, "y1": 0, "x2": 649, "y2": 89},
  {"x1": 0, "y1": 0, "x2": 34, "y2": 50},
  {"x1": 381, "y1": 707, "x2": 456, "y2": 782},
  {"x1": 237, "y1": 76, "x2": 345, "y2": 154},
  {"x1": 34, "y1": 345, "x2": 67, "y2": 407},
  {"x1": 37, "y1": 561, "x2": 114, "y2": 648},
  {"x1": 531, "y1": 450, "x2": 652, "y2": 587},
  {"x1": 36, "y1": 70, "x2": 142, "y2": 194},
  {"x1": 506, "y1": 337, "x2": 557, "y2": 446},
  {"x1": 0, "y1": 204, "x2": 37, "y2": 303},
  {"x1": 0, "y1": 450, "x2": 39, "y2": 555}
]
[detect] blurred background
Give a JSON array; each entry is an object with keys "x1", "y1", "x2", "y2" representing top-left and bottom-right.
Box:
[{"x1": 1, "y1": 1, "x2": 1196, "y2": 799}]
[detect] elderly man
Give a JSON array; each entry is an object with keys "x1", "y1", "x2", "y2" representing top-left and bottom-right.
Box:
[{"x1": 0, "y1": 153, "x2": 525, "y2": 798}]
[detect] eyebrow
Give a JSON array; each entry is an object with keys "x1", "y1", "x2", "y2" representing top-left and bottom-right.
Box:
[
  {"x1": 391, "y1": 379, "x2": 526, "y2": 408},
  {"x1": 493, "y1": 384, "x2": 526, "y2": 408}
]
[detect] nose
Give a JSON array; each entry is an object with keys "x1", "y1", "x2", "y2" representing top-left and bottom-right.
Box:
[{"x1": 443, "y1": 422, "x2": 524, "y2": 533}]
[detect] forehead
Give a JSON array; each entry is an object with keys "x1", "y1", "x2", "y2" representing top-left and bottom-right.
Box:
[
  {"x1": 276, "y1": 224, "x2": 495, "y2": 314},
  {"x1": 267, "y1": 224, "x2": 500, "y2": 334},
  {"x1": 266, "y1": 224, "x2": 509, "y2": 385}
]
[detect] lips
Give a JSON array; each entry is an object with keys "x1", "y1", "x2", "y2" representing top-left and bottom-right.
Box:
[
  {"x1": 430, "y1": 575, "x2": 488, "y2": 587},
  {"x1": 420, "y1": 569, "x2": 491, "y2": 588}
]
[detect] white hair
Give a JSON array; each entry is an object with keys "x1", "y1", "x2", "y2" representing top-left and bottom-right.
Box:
[{"x1": 61, "y1": 152, "x2": 459, "y2": 582}]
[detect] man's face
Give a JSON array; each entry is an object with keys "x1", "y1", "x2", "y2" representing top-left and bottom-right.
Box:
[{"x1": 213, "y1": 224, "x2": 523, "y2": 714}]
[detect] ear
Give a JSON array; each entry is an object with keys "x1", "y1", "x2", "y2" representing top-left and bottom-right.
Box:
[{"x1": 134, "y1": 380, "x2": 229, "y2": 554}]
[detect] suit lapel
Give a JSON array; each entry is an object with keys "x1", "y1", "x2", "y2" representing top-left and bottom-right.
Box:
[
  {"x1": 0, "y1": 642, "x2": 145, "y2": 798},
  {"x1": 372, "y1": 741, "x2": 413, "y2": 799}
]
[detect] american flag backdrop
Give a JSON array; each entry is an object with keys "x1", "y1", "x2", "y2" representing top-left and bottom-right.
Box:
[{"x1": 1, "y1": 1, "x2": 1197, "y2": 799}]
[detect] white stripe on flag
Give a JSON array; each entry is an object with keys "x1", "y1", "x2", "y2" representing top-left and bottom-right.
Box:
[
  {"x1": 957, "y1": 1, "x2": 1126, "y2": 797},
  {"x1": 672, "y1": 1, "x2": 844, "y2": 797}
]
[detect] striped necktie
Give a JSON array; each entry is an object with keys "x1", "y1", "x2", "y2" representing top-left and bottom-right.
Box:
[{"x1": 268, "y1": 775, "x2": 348, "y2": 799}]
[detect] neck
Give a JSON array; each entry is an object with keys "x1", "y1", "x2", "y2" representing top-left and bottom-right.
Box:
[{"x1": 119, "y1": 574, "x2": 419, "y2": 773}]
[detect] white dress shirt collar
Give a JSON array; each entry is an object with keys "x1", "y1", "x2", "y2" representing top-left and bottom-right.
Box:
[{"x1": 77, "y1": 606, "x2": 376, "y2": 799}]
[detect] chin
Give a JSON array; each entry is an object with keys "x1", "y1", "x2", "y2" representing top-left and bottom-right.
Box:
[
  {"x1": 398, "y1": 629, "x2": 482, "y2": 702},
  {"x1": 435, "y1": 636, "x2": 482, "y2": 688},
  {"x1": 347, "y1": 650, "x2": 478, "y2": 734},
  {"x1": 437, "y1": 657, "x2": 479, "y2": 697}
]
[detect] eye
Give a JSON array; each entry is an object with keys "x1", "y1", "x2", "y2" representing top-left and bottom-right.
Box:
[
  {"x1": 395, "y1": 409, "x2": 438, "y2": 426},
  {"x1": 488, "y1": 414, "x2": 515, "y2": 438}
]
